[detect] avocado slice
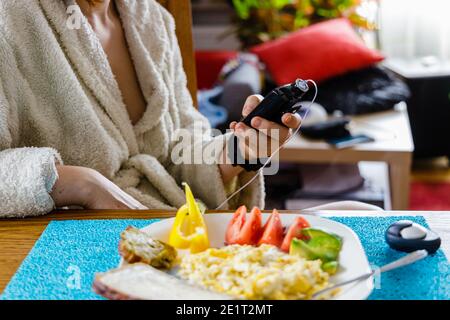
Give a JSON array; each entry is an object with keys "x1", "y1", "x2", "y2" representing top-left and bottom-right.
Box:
[
  {"x1": 302, "y1": 228, "x2": 342, "y2": 250},
  {"x1": 289, "y1": 228, "x2": 343, "y2": 265},
  {"x1": 290, "y1": 238, "x2": 319, "y2": 260},
  {"x1": 321, "y1": 261, "x2": 339, "y2": 275},
  {"x1": 290, "y1": 237, "x2": 340, "y2": 262}
]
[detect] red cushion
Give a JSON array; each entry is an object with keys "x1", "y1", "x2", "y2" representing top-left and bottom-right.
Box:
[
  {"x1": 250, "y1": 18, "x2": 384, "y2": 85},
  {"x1": 195, "y1": 50, "x2": 238, "y2": 89}
]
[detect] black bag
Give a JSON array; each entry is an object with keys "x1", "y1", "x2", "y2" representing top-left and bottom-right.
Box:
[{"x1": 315, "y1": 66, "x2": 411, "y2": 115}]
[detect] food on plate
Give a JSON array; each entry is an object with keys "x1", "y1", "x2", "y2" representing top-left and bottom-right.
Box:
[
  {"x1": 99, "y1": 204, "x2": 346, "y2": 300},
  {"x1": 225, "y1": 206, "x2": 262, "y2": 245},
  {"x1": 290, "y1": 228, "x2": 342, "y2": 273},
  {"x1": 280, "y1": 216, "x2": 310, "y2": 252},
  {"x1": 93, "y1": 263, "x2": 232, "y2": 300},
  {"x1": 225, "y1": 207, "x2": 311, "y2": 252},
  {"x1": 321, "y1": 261, "x2": 339, "y2": 275},
  {"x1": 178, "y1": 244, "x2": 332, "y2": 300},
  {"x1": 257, "y1": 209, "x2": 284, "y2": 247},
  {"x1": 225, "y1": 207, "x2": 286, "y2": 248},
  {"x1": 224, "y1": 207, "x2": 343, "y2": 274},
  {"x1": 119, "y1": 226, "x2": 177, "y2": 269},
  {"x1": 168, "y1": 183, "x2": 209, "y2": 253}
]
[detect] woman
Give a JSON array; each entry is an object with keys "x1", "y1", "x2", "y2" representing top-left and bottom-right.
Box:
[{"x1": 0, "y1": 0, "x2": 302, "y2": 217}]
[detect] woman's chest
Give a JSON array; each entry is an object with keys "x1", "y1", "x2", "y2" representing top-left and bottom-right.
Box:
[{"x1": 93, "y1": 18, "x2": 147, "y2": 126}]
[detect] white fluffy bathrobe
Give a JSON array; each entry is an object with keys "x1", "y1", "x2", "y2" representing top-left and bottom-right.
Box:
[{"x1": 0, "y1": 0, "x2": 264, "y2": 217}]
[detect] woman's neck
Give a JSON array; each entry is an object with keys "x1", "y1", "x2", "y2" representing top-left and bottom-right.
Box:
[{"x1": 76, "y1": 0, "x2": 114, "y2": 24}]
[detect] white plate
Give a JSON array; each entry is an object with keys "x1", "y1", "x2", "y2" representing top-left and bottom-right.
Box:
[{"x1": 125, "y1": 213, "x2": 374, "y2": 300}]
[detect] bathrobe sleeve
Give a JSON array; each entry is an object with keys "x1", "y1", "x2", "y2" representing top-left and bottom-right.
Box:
[
  {"x1": 164, "y1": 12, "x2": 265, "y2": 210},
  {"x1": 0, "y1": 36, "x2": 62, "y2": 218}
]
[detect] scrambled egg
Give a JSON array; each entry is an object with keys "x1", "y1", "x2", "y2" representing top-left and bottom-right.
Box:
[{"x1": 178, "y1": 244, "x2": 331, "y2": 300}]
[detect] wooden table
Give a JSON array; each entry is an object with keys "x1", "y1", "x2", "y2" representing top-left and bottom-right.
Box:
[
  {"x1": 279, "y1": 105, "x2": 414, "y2": 210},
  {"x1": 1, "y1": 210, "x2": 448, "y2": 294}
]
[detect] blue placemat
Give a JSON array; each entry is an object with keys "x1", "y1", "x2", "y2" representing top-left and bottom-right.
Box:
[{"x1": 1, "y1": 216, "x2": 449, "y2": 300}]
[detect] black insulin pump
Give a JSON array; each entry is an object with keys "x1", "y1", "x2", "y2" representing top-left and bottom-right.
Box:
[
  {"x1": 230, "y1": 79, "x2": 310, "y2": 172},
  {"x1": 241, "y1": 78, "x2": 310, "y2": 127}
]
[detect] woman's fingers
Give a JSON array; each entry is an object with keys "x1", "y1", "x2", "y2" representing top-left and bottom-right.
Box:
[
  {"x1": 120, "y1": 193, "x2": 148, "y2": 210},
  {"x1": 234, "y1": 122, "x2": 258, "y2": 145},
  {"x1": 126, "y1": 197, "x2": 148, "y2": 210},
  {"x1": 233, "y1": 96, "x2": 301, "y2": 158},
  {"x1": 242, "y1": 94, "x2": 264, "y2": 117},
  {"x1": 234, "y1": 122, "x2": 264, "y2": 159},
  {"x1": 111, "y1": 183, "x2": 148, "y2": 210},
  {"x1": 282, "y1": 113, "x2": 302, "y2": 129},
  {"x1": 235, "y1": 121, "x2": 281, "y2": 159},
  {"x1": 52, "y1": 165, "x2": 149, "y2": 210},
  {"x1": 250, "y1": 116, "x2": 291, "y2": 142},
  {"x1": 103, "y1": 194, "x2": 147, "y2": 210},
  {"x1": 110, "y1": 201, "x2": 133, "y2": 210}
]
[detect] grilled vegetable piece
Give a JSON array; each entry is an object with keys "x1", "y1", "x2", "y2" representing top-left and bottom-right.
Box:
[
  {"x1": 93, "y1": 263, "x2": 232, "y2": 300},
  {"x1": 119, "y1": 226, "x2": 177, "y2": 269}
]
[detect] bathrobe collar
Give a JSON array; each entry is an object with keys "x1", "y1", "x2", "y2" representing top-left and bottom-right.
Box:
[
  {"x1": 115, "y1": 0, "x2": 172, "y2": 136},
  {"x1": 39, "y1": 0, "x2": 171, "y2": 153}
]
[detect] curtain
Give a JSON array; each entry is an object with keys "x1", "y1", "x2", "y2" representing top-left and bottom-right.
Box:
[{"x1": 379, "y1": 0, "x2": 450, "y2": 61}]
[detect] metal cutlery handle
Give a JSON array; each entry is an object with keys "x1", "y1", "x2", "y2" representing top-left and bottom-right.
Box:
[
  {"x1": 380, "y1": 249, "x2": 428, "y2": 273},
  {"x1": 312, "y1": 250, "x2": 428, "y2": 299}
]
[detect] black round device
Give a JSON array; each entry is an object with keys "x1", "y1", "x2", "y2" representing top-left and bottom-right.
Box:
[{"x1": 385, "y1": 220, "x2": 441, "y2": 254}]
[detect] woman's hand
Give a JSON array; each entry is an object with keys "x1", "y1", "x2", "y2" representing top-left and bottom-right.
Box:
[
  {"x1": 219, "y1": 95, "x2": 302, "y2": 183},
  {"x1": 230, "y1": 94, "x2": 302, "y2": 159},
  {"x1": 51, "y1": 165, "x2": 147, "y2": 210}
]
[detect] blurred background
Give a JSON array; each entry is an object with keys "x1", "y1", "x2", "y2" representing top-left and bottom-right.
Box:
[{"x1": 190, "y1": 0, "x2": 450, "y2": 211}]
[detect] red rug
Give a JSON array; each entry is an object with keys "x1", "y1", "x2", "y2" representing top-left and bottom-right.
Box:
[{"x1": 409, "y1": 181, "x2": 450, "y2": 210}]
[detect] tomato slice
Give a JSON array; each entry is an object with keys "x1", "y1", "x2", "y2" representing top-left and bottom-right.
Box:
[
  {"x1": 257, "y1": 209, "x2": 285, "y2": 248},
  {"x1": 241, "y1": 207, "x2": 263, "y2": 245},
  {"x1": 280, "y1": 216, "x2": 310, "y2": 252},
  {"x1": 225, "y1": 205, "x2": 247, "y2": 245},
  {"x1": 225, "y1": 206, "x2": 262, "y2": 245}
]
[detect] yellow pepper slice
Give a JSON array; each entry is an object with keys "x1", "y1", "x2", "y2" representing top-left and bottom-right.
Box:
[
  {"x1": 168, "y1": 204, "x2": 190, "y2": 249},
  {"x1": 168, "y1": 183, "x2": 209, "y2": 253}
]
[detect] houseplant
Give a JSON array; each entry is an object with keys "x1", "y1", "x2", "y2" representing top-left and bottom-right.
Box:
[{"x1": 230, "y1": 0, "x2": 376, "y2": 49}]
